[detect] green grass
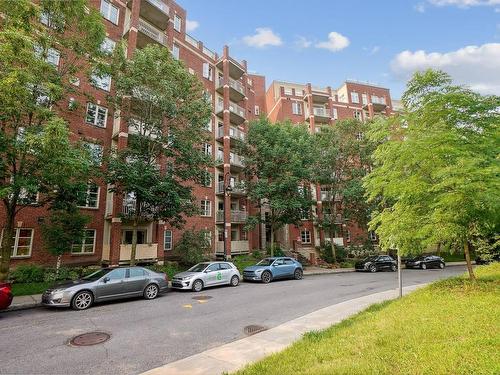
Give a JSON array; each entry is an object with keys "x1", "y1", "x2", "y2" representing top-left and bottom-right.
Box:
[
  {"x1": 11, "y1": 281, "x2": 52, "y2": 296},
  {"x1": 235, "y1": 263, "x2": 500, "y2": 375}
]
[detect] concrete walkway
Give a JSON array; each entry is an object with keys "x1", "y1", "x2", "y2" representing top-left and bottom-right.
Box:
[{"x1": 141, "y1": 283, "x2": 427, "y2": 375}]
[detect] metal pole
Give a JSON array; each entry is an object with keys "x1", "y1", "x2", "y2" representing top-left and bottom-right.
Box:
[
  {"x1": 397, "y1": 252, "x2": 402, "y2": 298},
  {"x1": 222, "y1": 172, "x2": 231, "y2": 261}
]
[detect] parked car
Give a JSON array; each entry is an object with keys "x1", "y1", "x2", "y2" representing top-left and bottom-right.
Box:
[
  {"x1": 475, "y1": 252, "x2": 500, "y2": 265},
  {"x1": 243, "y1": 257, "x2": 303, "y2": 283},
  {"x1": 42, "y1": 266, "x2": 168, "y2": 310},
  {"x1": 405, "y1": 255, "x2": 445, "y2": 270},
  {"x1": 0, "y1": 282, "x2": 13, "y2": 310},
  {"x1": 171, "y1": 262, "x2": 240, "y2": 292},
  {"x1": 355, "y1": 255, "x2": 397, "y2": 272}
]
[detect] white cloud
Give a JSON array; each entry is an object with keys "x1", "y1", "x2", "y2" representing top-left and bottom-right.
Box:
[
  {"x1": 186, "y1": 20, "x2": 199, "y2": 32},
  {"x1": 414, "y1": 3, "x2": 427, "y2": 12},
  {"x1": 428, "y1": 0, "x2": 500, "y2": 7},
  {"x1": 243, "y1": 28, "x2": 282, "y2": 48},
  {"x1": 295, "y1": 36, "x2": 312, "y2": 49},
  {"x1": 391, "y1": 43, "x2": 500, "y2": 94},
  {"x1": 364, "y1": 46, "x2": 380, "y2": 55},
  {"x1": 315, "y1": 32, "x2": 350, "y2": 52}
]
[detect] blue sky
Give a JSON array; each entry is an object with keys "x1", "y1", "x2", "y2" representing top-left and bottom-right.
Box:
[{"x1": 178, "y1": 0, "x2": 500, "y2": 99}]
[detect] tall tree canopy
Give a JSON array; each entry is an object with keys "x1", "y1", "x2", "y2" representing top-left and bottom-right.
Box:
[
  {"x1": 0, "y1": 0, "x2": 106, "y2": 280},
  {"x1": 364, "y1": 70, "x2": 500, "y2": 280},
  {"x1": 106, "y1": 44, "x2": 211, "y2": 265}
]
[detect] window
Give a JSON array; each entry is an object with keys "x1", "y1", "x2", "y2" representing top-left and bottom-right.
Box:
[
  {"x1": 92, "y1": 73, "x2": 111, "y2": 91},
  {"x1": 164, "y1": 230, "x2": 173, "y2": 251},
  {"x1": 123, "y1": 230, "x2": 146, "y2": 244},
  {"x1": 85, "y1": 103, "x2": 108, "y2": 128},
  {"x1": 174, "y1": 14, "x2": 182, "y2": 32},
  {"x1": 71, "y1": 229, "x2": 96, "y2": 254},
  {"x1": 172, "y1": 44, "x2": 180, "y2": 60},
  {"x1": 332, "y1": 108, "x2": 338, "y2": 119},
  {"x1": 292, "y1": 102, "x2": 302, "y2": 115},
  {"x1": 77, "y1": 183, "x2": 99, "y2": 208},
  {"x1": 202, "y1": 171, "x2": 212, "y2": 187},
  {"x1": 100, "y1": 0, "x2": 119, "y2": 25},
  {"x1": 130, "y1": 267, "x2": 145, "y2": 277},
  {"x1": 19, "y1": 188, "x2": 38, "y2": 205},
  {"x1": 205, "y1": 118, "x2": 213, "y2": 132},
  {"x1": 4, "y1": 228, "x2": 34, "y2": 258},
  {"x1": 353, "y1": 110, "x2": 362, "y2": 120},
  {"x1": 202, "y1": 63, "x2": 213, "y2": 81},
  {"x1": 100, "y1": 37, "x2": 116, "y2": 54},
  {"x1": 40, "y1": 11, "x2": 52, "y2": 27},
  {"x1": 284, "y1": 258, "x2": 294, "y2": 265},
  {"x1": 362, "y1": 94, "x2": 368, "y2": 105},
  {"x1": 254, "y1": 105, "x2": 260, "y2": 116},
  {"x1": 203, "y1": 143, "x2": 212, "y2": 156},
  {"x1": 219, "y1": 263, "x2": 231, "y2": 270},
  {"x1": 47, "y1": 48, "x2": 60, "y2": 66},
  {"x1": 300, "y1": 230, "x2": 311, "y2": 244},
  {"x1": 247, "y1": 78, "x2": 253, "y2": 86},
  {"x1": 200, "y1": 200, "x2": 211, "y2": 216},
  {"x1": 284, "y1": 87, "x2": 293, "y2": 96},
  {"x1": 356, "y1": 132, "x2": 364, "y2": 141},
  {"x1": 295, "y1": 88, "x2": 303, "y2": 97},
  {"x1": 70, "y1": 77, "x2": 80, "y2": 87},
  {"x1": 300, "y1": 208, "x2": 310, "y2": 220},
  {"x1": 206, "y1": 263, "x2": 219, "y2": 272},
  {"x1": 204, "y1": 231, "x2": 212, "y2": 246},
  {"x1": 351, "y1": 92, "x2": 359, "y2": 103},
  {"x1": 108, "y1": 268, "x2": 126, "y2": 280},
  {"x1": 84, "y1": 142, "x2": 103, "y2": 165},
  {"x1": 369, "y1": 231, "x2": 378, "y2": 241}
]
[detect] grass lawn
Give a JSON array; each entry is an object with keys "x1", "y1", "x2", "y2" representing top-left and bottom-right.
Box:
[
  {"x1": 235, "y1": 263, "x2": 500, "y2": 375},
  {"x1": 11, "y1": 281, "x2": 52, "y2": 296}
]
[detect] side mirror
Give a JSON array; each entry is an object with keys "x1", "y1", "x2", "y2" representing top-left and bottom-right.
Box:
[{"x1": 103, "y1": 277, "x2": 110, "y2": 283}]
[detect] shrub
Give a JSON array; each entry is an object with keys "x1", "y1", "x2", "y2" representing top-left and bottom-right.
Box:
[
  {"x1": 252, "y1": 250, "x2": 262, "y2": 259},
  {"x1": 266, "y1": 246, "x2": 284, "y2": 257},
  {"x1": 320, "y1": 244, "x2": 347, "y2": 264},
  {"x1": 10, "y1": 264, "x2": 46, "y2": 283},
  {"x1": 174, "y1": 229, "x2": 210, "y2": 266}
]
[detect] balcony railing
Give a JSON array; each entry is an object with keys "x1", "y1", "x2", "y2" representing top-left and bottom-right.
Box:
[
  {"x1": 313, "y1": 107, "x2": 329, "y2": 117},
  {"x1": 120, "y1": 243, "x2": 158, "y2": 262},
  {"x1": 322, "y1": 213, "x2": 343, "y2": 224},
  {"x1": 122, "y1": 198, "x2": 154, "y2": 218},
  {"x1": 215, "y1": 240, "x2": 249, "y2": 254},
  {"x1": 229, "y1": 153, "x2": 244, "y2": 168},
  {"x1": 146, "y1": 0, "x2": 169, "y2": 14},
  {"x1": 229, "y1": 102, "x2": 245, "y2": 119},
  {"x1": 217, "y1": 181, "x2": 246, "y2": 195},
  {"x1": 137, "y1": 18, "x2": 167, "y2": 46},
  {"x1": 216, "y1": 210, "x2": 248, "y2": 223},
  {"x1": 217, "y1": 77, "x2": 245, "y2": 95},
  {"x1": 217, "y1": 126, "x2": 245, "y2": 141}
]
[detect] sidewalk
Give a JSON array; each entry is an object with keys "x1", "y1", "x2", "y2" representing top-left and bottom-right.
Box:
[{"x1": 141, "y1": 284, "x2": 428, "y2": 375}]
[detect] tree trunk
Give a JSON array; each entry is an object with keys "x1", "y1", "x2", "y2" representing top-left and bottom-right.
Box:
[
  {"x1": 436, "y1": 242, "x2": 441, "y2": 256},
  {"x1": 130, "y1": 219, "x2": 138, "y2": 266},
  {"x1": 0, "y1": 209, "x2": 15, "y2": 281},
  {"x1": 270, "y1": 226, "x2": 274, "y2": 257},
  {"x1": 330, "y1": 228, "x2": 337, "y2": 264},
  {"x1": 463, "y1": 240, "x2": 475, "y2": 281}
]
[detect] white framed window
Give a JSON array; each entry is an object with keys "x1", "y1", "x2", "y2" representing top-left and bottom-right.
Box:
[
  {"x1": 77, "y1": 183, "x2": 99, "y2": 208},
  {"x1": 354, "y1": 110, "x2": 362, "y2": 120},
  {"x1": 2, "y1": 228, "x2": 34, "y2": 258},
  {"x1": 200, "y1": 200, "x2": 211, "y2": 216},
  {"x1": 47, "y1": 48, "x2": 60, "y2": 66},
  {"x1": 351, "y1": 92, "x2": 359, "y2": 103},
  {"x1": 100, "y1": 0, "x2": 119, "y2": 25},
  {"x1": 300, "y1": 230, "x2": 311, "y2": 244},
  {"x1": 202, "y1": 63, "x2": 213, "y2": 81},
  {"x1": 101, "y1": 37, "x2": 116, "y2": 54},
  {"x1": 203, "y1": 143, "x2": 212, "y2": 156},
  {"x1": 254, "y1": 105, "x2": 260, "y2": 116},
  {"x1": 164, "y1": 230, "x2": 173, "y2": 251},
  {"x1": 295, "y1": 88, "x2": 303, "y2": 97},
  {"x1": 84, "y1": 142, "x2": 103, "y2": 165},
  {"x1": 85, "y1": 103, "x2": 108, "y2": 128},
  {"x1": 203, "y1": 230, "x2": 212, "y2": 246},
  {"x1": 91, "y1": 73, "x2": 111, "y2": 91},
  {"x1": 205, "y1": 118, "x2": 213, "y2": 132},
  {"x1": 362, "y1": 94, "x2": 368, "y2": 105},
  {"x1": 356, "y1": 132, "x2": 364, "y2": 141},
  {"x1": 292, "y1": 102, "x2": 302, "y2": 115},
  {"x1": 202, "y1": 170, "x2": 212, "y2": 187},
  {"x1": 173, "y1": 14, "x2": 182, "y2": 32},
  {"x1": 284, "y1": 87, "x2": 293, "y2": 96},
  {"x1": 332, "y1": 108, "x2": 338, "y2": 119},
  {"x1": 369, "y1": 231, "x2": 378, "y2": 241},
  {"x1": 71, "y1": 229, "x2": 96, "y2": 254},
  {"x1": 172, "y1": 44, "x2": 180, "y2": 60},
  {"x1": 380, "y1": 96, "x2": 386, "y2": 105},
  {"x1": 40, "y1": 11, "x2": 51, "y2": 27},
  {"x1": 70, "y1": 77, "x2": 80, "y2": 87}
]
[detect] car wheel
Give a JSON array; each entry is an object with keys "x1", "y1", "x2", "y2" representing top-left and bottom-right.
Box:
[
  {"x1": 261, "y1": 271, "x2": 272, "y2": 284},
  {"x1": 390, "y1": 264, "x2": 397, "y2": 272},
  {"x1": 421, "y1": 263, "x2": 427, "y2": 270},
  {"x1": 71, "y1": 291, "x2": 93, "y2": 310},
  {"x1": 294, "y1": 268, "x2": 303, "y2": 280},
  {"x1": 192, "y1": 279, "x2": 204, "y2": 292},
  {"x1": 144, "y1": 284, "x2": 159, "y2": 300},
  {"x1": 369, "y1": 265, "x2": 377, "y2": 273},
  {"x1": 230, "y1": 275, "x2": 239, "y2": 287},
  {"x1": 439, "y1": 262, "x2": 445, "y2": 269}
]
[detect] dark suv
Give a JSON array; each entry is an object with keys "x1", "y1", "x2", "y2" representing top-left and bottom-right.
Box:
[{"x1": 405, "y1": 255, "x2": 445, "y2": 270}]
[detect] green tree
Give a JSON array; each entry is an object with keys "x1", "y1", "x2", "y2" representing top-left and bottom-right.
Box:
[
  {"x1": 174, "y1": 228, "x2": 211, "y2": 266},
  {"x1": 240, "y1": 119, "x2": 315, "y2": 256},
  {"x1": 313, "y1": 119, "x2": 376, "y2": 262},
  {"x1": 106, "y1": 44, "x2": 211, "y2": 265},
  {"x1": 0, "y1": 0, "x2": 105, "y2": 281},
  {"x1": 364, "y1": 70, "x2": 500, "y2": 280}
]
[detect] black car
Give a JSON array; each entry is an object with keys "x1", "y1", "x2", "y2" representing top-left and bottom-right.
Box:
[
  {"x1": 355, "y1": 255, "x2": 397, "y2": 272},
  {"x1": 405, "y1": 255, "x2": 445, "y2": 270}
]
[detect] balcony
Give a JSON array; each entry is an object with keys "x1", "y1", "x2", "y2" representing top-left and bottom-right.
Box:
[
  {"x1": 127, "y1": 0, "x2": 169, "y2": 30},
  {"x1": 322, "y1": 213, "x2": 343, "y2": 224},
  {"x1": 216, "y1": 57, "x2": 245, "y2": 80},
  {"x1": 119, "y1": 243, "x2": 158, "y2": 263},
  {"x1": 216, "y1": 100, "x2": 246, "y2": 125},
  {"x1": 125, "y1": 17, "x2": 167, "y2": 49},
  {"x1": 216, "y1": 77, "x2": 245, "y2": 103},
  {"x1": 229, "y1": 153, "x2": 245, "y2": 170},
  {"x1": 122, "y1": 198, "x2": 154, "y2": 219},
  {"x1": 215, "y1": 240, "x2": 249, "y2": 255},
  {"x1": 309, "y1": 107, "x2": 331, "y2": 123},
  {"x1": 216, "y1": 181, "x2": 246, "y2": 196},
  {"x1": 216, "y1": 210, "x2": 248, "y2": 223},
  {"x1": 311, "y1": 89, "x2": 330, "y2": 104},
  {"x1": 216, "y1": 126, "x2": 246, "y2": 144},
  {"x1": 320, "y1": 192, "x2": 342, "y2": 201}
]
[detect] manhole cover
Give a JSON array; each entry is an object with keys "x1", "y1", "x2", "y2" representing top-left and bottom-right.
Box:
[
  {"x1": 192, "y1": 295, "x2": 212, "y2": 301},
  {"x1": 244, "y1": 325, "x2": 268, "y2": 336},
  {"x1": 69, "y1": 332, "x2": 110, "y2": 347}
]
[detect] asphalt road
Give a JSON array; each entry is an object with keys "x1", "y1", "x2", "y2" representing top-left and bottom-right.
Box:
[{"x1": 0, "y1": 266, "x2": 465, "y2": 375}]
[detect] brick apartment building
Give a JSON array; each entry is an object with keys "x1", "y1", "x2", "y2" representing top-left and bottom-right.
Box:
[{"x1": 2, "y1": 0, "x2": 394, "y2": 269}]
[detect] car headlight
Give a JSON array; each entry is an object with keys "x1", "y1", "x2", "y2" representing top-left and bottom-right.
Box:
[
  {"x1": 254, "y1": 269, "x2": 264, "y2": 274},
  {"x1": 182, "y1": 276, "x2": 193, "y2": 280},
  {"x1": 414, "y1": 261, "x2": 421, "y2": 264},
  {"x1": 51, "y1": 289, "x2": 66, "y2": 299}
]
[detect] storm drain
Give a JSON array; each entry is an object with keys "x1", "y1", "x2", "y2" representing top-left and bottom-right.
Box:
[
  {"x1": 244, "y1": 325, "x2": 268, "y2": 336},
  {"x1": 192, "y1": 295, "x2": 212, "y2": 301},
  {"x1": 69, "y1": 332, "x2": 110, "y2": 347}
]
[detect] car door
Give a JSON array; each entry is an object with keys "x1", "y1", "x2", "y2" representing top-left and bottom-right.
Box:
[
  {"x1": 272, "y1": 258, "x2": 287, "y2": 278},
  {"x1": 95, "y1": 268, "x2": 127, "y2": 300},
  {"x1": 204, "y1": 263, "x2": 220, "y2": 286},
  {"x1": 125, "y1": 267, "x2": 148, "y2": 296},
  {"x1": 218, "y1": 263, "x2": 233, "y2": 284},
  {"x1": 283, "y1": 258, "x2": 296, "y2": 277}
]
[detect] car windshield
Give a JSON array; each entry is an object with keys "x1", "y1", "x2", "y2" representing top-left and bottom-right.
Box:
[
  {"x1": 81, "y1": 269, "x2": 111, "y2": 281},
  {"x1": 188, "y1": 263, "x2": 210, "y2": 273},
  {"x1": 256, "y1": 258, "x2": 274, "y2": 266},
  {"x1": 363, "y1": 256, "x2": 378, "y2": 262}
]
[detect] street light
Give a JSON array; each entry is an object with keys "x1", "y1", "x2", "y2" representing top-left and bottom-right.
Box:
[{"x1": 222, "y1": 172, "x2": 232, "y2": 261}]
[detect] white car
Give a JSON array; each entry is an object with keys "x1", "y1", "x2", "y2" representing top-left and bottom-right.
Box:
[{"x1": 171, "y1": 262, "x2": 241, "y2": 292}]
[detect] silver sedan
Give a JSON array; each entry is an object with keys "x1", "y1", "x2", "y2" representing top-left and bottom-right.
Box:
[
  {"x1": 171, "y1": 262, "x2": 241, "y2": 292},
  {"x1": 42, "y1": 266, "x2": 168, "y2": 310}
]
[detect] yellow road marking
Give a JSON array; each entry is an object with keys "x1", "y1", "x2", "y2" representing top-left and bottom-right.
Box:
[
  {"x1": 182, "y1": 304, "x2": 192, "y2": 309},
  {"x1": 197, "y1": 300, "x2": 208, "y2": 304}
]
